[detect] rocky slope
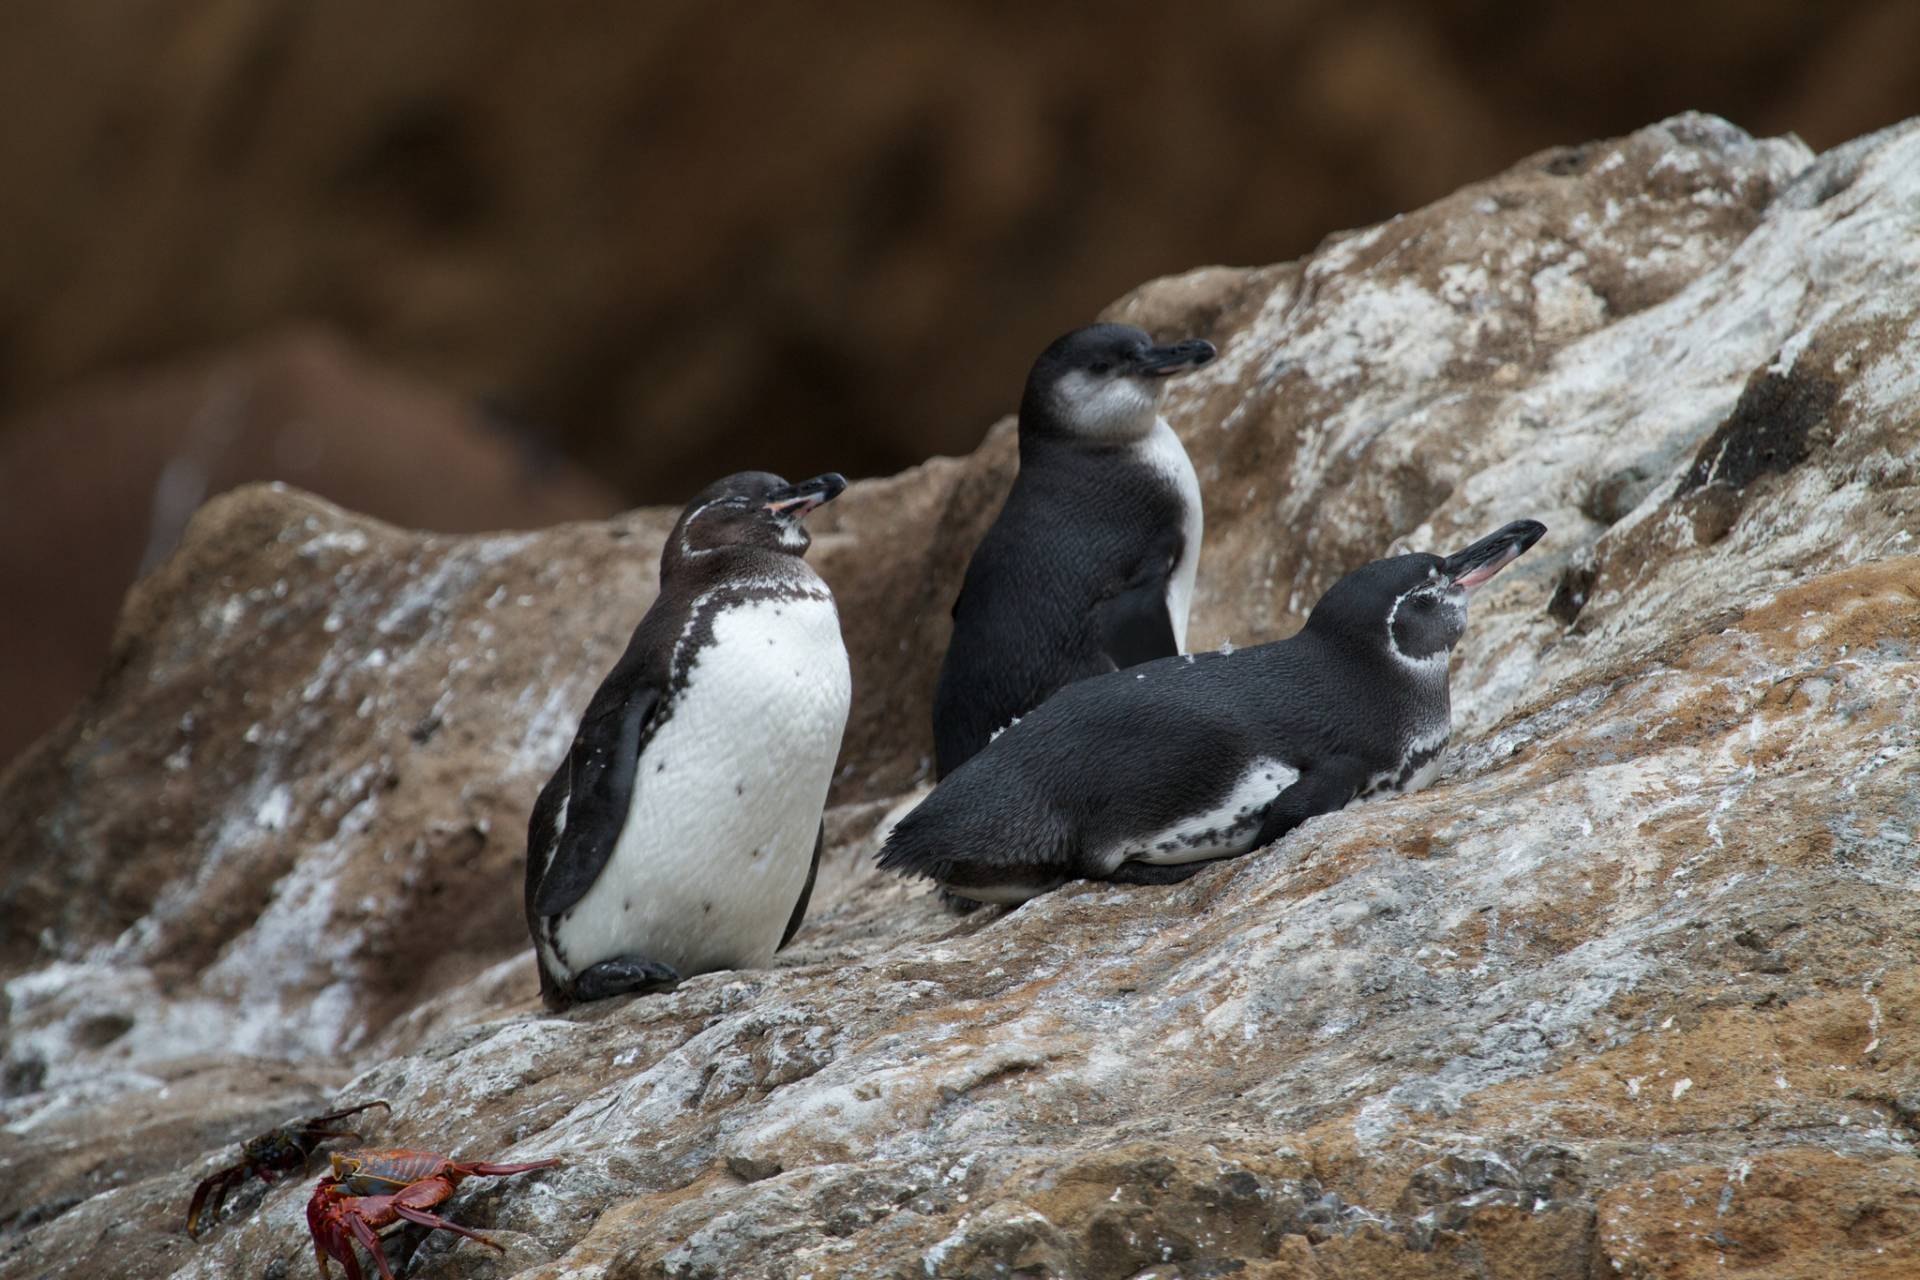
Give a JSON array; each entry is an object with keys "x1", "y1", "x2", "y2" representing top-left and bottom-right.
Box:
[{"x1": 3, "y1": 113, "x2": 1918, "y2": 1279}]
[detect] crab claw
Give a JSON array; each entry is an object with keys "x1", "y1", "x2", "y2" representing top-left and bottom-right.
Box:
[{"x1": 186, "y1": 1166, "x2": 243, "y2": 1238}]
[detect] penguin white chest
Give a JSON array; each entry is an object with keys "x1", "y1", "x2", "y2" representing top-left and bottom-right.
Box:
[
  {"x1": 1134, "y1": 419, "x2": 1204, "y2": 648},
  {"x1": 557, "y1": 593, "x2": 850, "y2": 978}
]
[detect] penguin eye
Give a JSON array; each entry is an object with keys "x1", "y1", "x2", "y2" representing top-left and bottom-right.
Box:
[{"x1": 1088, "y1": 361, "x2": 1112, "y2": 375}]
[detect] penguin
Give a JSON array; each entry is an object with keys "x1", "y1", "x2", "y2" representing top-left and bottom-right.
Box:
[
  {"x1": 932, "y1": 323, "x2": 1216, "y2": 779},
  {"x1": 881, "y1": 519, "x2": 1547, "y2": 906},
  {"x1": 524, "y1": 470, "x2": 852, "y2": 1006}
]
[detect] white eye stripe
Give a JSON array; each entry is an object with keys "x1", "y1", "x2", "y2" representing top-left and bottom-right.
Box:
[
  {"x1": 678, "y1": 493, "x2": 789, "y2": 556},
  {"x1": 1385, "y1": 585, "x2": 1464, "y2": 674},
  {"x1": 679, "y1": 499, "x2": 723, "y2": 557}
]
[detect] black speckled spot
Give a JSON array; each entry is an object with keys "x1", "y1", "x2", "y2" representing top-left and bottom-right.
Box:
[
  {"x1": 1391, "y1": 737, "x2": 1449, "y2": 790},
  {"x1": 1679, "y1": 363, "x2": 1837, "y2": 496},
  {"x1": 1549, "y1": 560, "x2": 1597, "y2": 626},
  {"x1": 1541, "y1": 144, "x2": 1591, "y2": 176}
]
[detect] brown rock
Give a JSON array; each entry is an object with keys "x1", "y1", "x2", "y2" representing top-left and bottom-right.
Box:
[
  {"x1": 1596, "y1": 1151, "x2": 1920, "y2": 1279},
  {"x1": 0, "y1": 328, "x2": 620, "y2": 767},
  {"x1": 4, "y1": 113, "x2": 1920, "y2": 1280}
]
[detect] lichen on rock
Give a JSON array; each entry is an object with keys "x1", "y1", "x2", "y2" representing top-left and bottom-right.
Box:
[{"x1": 3, "y1": 112, "x2": 1919, "y2": 1279}]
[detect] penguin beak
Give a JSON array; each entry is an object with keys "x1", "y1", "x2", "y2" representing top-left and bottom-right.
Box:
[
  {"x1": 1131, "y1": 339, "x2": 1217, "y2": 378},
  {"x1": 1441, "y1": 519, "x2": 1547, "y2": 590},
  {"x1": 765, "y1": 472, "x2": 848, "y2": 519}
]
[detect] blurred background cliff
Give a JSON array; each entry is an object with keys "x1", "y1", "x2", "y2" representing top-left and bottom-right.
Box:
[{"x1": 2, "y1": 0, "x2": 1917, "y2": 765}]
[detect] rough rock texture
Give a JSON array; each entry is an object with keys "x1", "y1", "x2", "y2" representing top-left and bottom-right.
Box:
[{"x1": 4, "y1": 113, "x2": 1919, "y2": 1279}]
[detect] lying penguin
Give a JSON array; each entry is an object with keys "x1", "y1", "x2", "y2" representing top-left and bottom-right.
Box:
[
  {"x1": 879, "y1": 519, "x2": 1546, "y2": 906},
  {"x1": 933, "y1": 323, "x2": 1216, "y2": 779},
  {"x1": 525, "y1": 471, "x2": 852, "y2": 1006}
]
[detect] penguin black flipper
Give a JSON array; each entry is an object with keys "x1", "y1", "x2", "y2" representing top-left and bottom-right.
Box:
[
  {"x1": 1102, "y1": 758, "x2": 1370, "y2": 888},
  {"x1": 524, "y1": 767, "x2": 572, "y2": 1006},
  {"x1": 778, "y1": 822, "x2": 824, "y2": 950},
  {"x1": 1248, "y1": 757, "x2": 1370, "y2": 849},
  {"x1": 531, "y1": 676, "x2": 661, "y2": 918},
  {"x1": 1096, "y1": 527, "x2": 1184, "y2": 669}
]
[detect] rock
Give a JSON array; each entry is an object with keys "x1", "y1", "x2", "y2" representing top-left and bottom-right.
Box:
[
  {"x1": 1596, "y1": 1151, "x2": 1920, "y2": 1279},
  {"x1": 0, "y1": 328, "x2": 621, "y2": 767},
  {"x1": 4, "y1": 112, "x2": 1919, "y2": 1279}
]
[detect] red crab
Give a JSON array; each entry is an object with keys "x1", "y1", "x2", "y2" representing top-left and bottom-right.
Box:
[
  {"x1": 187, "y1": 1100, "x2": 390, "y2": 1237},
  {"x1": 306, "y1": 1147, "x2": 561, "y2": 1279}
]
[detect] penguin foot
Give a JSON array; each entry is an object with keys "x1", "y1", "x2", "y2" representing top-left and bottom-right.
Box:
[
  {"x1": 1103, "y1": 859, "x2": 1221, "y2": 886},
  {"x1": 936, "y1": 888, "x2": 992, "y2": 916},
  {"x1": 570, "y1": 956, "x2": 682, "y2": 1001}
]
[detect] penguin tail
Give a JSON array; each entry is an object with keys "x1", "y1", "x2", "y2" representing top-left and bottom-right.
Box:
[
  {"x1": 874, "y1": 798, "x2": 993, "y2": 886},
  {"x1": 873, "y1": 817, "x2": 948, "y2": 882},
  {"x1": 875, "y1": 793, "x2": 1072, "y2": 890}
]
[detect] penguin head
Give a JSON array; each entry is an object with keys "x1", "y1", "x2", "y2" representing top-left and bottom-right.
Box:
[
  {"x1": 670, "y1": 470, "x2": 848, "y2": 562},
  {"x1": 1308, "y1": 520, "x2": 1547, "y2": 674},
  {"x1": 1021, "y1": 324, "x2": 1216, "y2": 443}
]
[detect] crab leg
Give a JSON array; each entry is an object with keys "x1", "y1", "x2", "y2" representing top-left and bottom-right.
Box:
[
  {"x1": 380, "y1": 1174, "x2": 497, "y2": 1249},
  {"x1": 299, "y1": 1127, "x2": 367, "y2": 1146},
  {"x1": 311, "y1": 1101, "x2": 391, "y2": 1126},
  {"x1": 392, "y1": 1203, "x2": 505, "y2": 1251},
  {"x1": 312, "y1": 1228, "x2": 362, "y2": 1280},
  {"x1": 450, "y1": 1158, "x2": 563, "y2": 1178},
  {"x1": 186, "y1": 1167, "x2": 243, "y2": 1237},
  {"x1": 343, "y1": 1209, "x2": 392, "y2": 1280}
]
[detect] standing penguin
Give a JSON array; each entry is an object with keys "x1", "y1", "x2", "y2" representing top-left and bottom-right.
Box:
[
  {"x1": 525, "y1": 471, "x2": 852, "y2": 1006},
  {"x1": 882, "y1": 520, "x2": 1546, "y2": 906},
  {"x1": 933, "y1": 323, "x2": 1216, "y2": 778}
]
